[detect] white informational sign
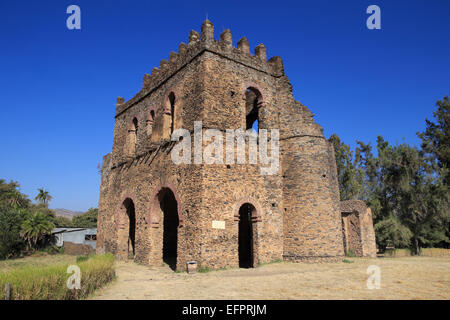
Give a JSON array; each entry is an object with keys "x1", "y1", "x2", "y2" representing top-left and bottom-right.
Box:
[{"x1": 212, "y1": 220, "x2": 226, "y2": 229}]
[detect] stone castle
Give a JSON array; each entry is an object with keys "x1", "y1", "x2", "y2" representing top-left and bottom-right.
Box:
[{"x1": 96, "y1": 19, "x2": 376, "y2": 271}]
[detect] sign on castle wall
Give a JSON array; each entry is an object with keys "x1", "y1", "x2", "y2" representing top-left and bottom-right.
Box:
[{"x1": 212, "y1": 220, "x2": 226, "y2": 229}]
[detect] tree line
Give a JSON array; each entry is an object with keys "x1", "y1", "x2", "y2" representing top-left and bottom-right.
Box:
[
  {"x1": 0, "y1": 183, "x2": 98, "y2": 259},
  {"x1": 329, "y1": 96, "x2": 449, "y2": 254}
]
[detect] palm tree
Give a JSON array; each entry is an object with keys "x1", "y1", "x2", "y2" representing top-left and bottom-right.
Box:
[
  {"x1": 8, "y1": 189, "x2": 28, "y2": 209},
  {"x1": 35, "y1": 188, "x2": 52, "y2": 205},
  {"x1": 20, "y1": 211, "x2": 55, "y2": 250}
]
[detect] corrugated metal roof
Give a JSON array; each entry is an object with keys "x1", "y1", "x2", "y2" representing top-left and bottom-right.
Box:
[{"x1": 52, "y1": 228, "x2": 97, "y2": 234}]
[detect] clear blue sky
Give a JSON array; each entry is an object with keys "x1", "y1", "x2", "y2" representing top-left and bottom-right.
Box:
[{"x1": 0, "y1": 0, "x2": 449, "y2": 211}]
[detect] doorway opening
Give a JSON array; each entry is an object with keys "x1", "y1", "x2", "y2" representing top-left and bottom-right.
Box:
[
  {"x1": 159, "y1": 188, "x2": 179, "y2": 271},
  {"x1": 122, "y1": 198, "x2": 136, "y2": 259},
  {"x1": 238, "y1": 203, "x2": 255, "y2": 268}
]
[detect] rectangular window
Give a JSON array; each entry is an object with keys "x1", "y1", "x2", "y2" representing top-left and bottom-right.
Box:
[{"x1": 85, "y1": 234, "x2": 97, "y2": 241}]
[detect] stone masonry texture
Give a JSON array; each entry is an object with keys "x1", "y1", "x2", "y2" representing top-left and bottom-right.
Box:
[
  {"x1": 340, "y1": 200, "x2": 377, "y2": 258},
  {"x1": 96, "y1": 19, "x2": 376, "y2": 270}
]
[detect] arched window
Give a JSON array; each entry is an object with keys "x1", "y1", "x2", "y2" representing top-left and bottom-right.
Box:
[
  {"x1": 133, "y1": 117, "x2": 138, "y2": 133},
  {"x1": 168, "y1": 92, "x2": 176, "y2": 134},
  {"x1": 245, "y1": 87, "x2": 263, "y2": 132},
  {"x1": 163, "y1": 91, "x2": 176, "y2": 140},
  {"x1": 147, "y1": 110, "x2": 155, "y2": 135},
  {"x1": 127, "y1": 117, "x2": 138, "y2": 156}
]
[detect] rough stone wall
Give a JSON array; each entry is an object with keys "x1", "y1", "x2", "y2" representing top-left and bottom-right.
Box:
[
  {"x1": 360, "y1": 207, "x2": 377, "y2": 257},
  {"x1": 340, "y1": 200, "x2": 377, "y2": 257},
  {"x1": 277, "y1": 75, "x2": 344, "y2": 261},
  {"x1": 281, "y1": 136, "x2": 344, "y2": 262},
  {"x1": 97, "y1": 141, "x2": 205, "y2": 269},
  {"x1": 197, "y1": 48, "x2": 284, "y2": 268},
  {"x1": 97, "y1": 49, "x2": 207, "y2": 269},
  {"x1": 97, "y1": 19, "x2": 346, "y2": 270},
  {"x1": 341, "y1": 212, "x2": 363, "y2": 256}
]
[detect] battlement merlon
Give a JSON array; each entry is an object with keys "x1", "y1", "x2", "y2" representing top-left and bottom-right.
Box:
[{"x1": 115, "y1": 19, "x2": 285, "y2": 117}]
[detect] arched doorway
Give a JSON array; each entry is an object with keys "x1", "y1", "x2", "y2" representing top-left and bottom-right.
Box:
[
  {"x1": 238, "y1": 203, "x2": 256, "y2": 268},
  {"x1": 158, "y1": 188, "x2": 179, "y2": 271},
  {"x1": 118, "y1": 198, "x2": 136, "y2": 260}
]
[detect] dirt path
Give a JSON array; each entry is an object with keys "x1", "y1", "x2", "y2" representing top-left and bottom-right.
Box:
[{"x1": 92, "y1": 257, "x2": 450, "y2": 299}]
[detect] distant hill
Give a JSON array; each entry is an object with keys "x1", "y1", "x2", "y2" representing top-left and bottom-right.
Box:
[{"x1": 52, "y1": 208, "x2": 84, "y2": 220}]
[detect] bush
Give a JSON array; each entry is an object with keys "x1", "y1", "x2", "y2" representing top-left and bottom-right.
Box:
[
  {"x1": 0, "y1": 205, "x2": 25, "y2": 259},
  {"x1": 72, "y1": 208, "x2": 98, "y2": 228},
  {"x1": 0, "y1": 253, "x2": 115, "y2": 300},
  {"x1": 39, "y1": 245, "x2": 64, "y2": 255},
  {"x1": 76, "y1": 255, "x2": 91, "y2": 263}
]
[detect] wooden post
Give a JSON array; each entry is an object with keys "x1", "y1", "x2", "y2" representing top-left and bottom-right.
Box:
[{"x1": 4, "y1": 283, "x2": 11, "y2": 300}]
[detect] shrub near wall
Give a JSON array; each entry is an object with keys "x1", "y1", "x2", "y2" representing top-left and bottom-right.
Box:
[{"x1": 0, "y1": 253, "x2": 115, "y2": 300}]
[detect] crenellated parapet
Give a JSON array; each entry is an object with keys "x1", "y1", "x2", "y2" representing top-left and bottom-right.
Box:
[{"x1": 115, "y1": 19, "x2": 285, "y2": 116}]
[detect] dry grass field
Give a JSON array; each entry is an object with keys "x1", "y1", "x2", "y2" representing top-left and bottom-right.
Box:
[
  {"x1": 0, "y1": 253, "x2": 115, "y2": 300},
  {"x1": 92, "y1": 256, "x2": 450, "y2": 300},
  {"x1": 0, "y1": 253, "x2": 76, "y2": 272}
]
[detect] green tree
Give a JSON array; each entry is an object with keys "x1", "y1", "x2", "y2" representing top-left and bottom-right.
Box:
[
  {"x1": 53, "y1": 216, "x2": 73, "y2": 228},
  {"x1": 417, "y1": 96, "x2": 450, "y2": 248},
  {"x1": 374, "y1": 214, "x2": 412, "y2": 249},
  {"x1": 357, "y1": 136, "x2": 449, "y2": 253},
  {"x1": 20, "y1": 211, "x2": 55, "y2": 250},
  {"x1": 355, "y1": 139, "x2": 381, "y2": 211},
  {"x1": 417, "y1": 96, "x2": 450, "y2": 185},
  {"x1": 0, "y1": 205, "x2": 25, "y2": 259},
  {"x1": 32, "y1": 203, "x2": 56, "y2": 220},
  {"x1": 72, "y1": 208, "x2": 98, "y2": 228},
  {"x1": 0, "y1": 179, "x2": 30, "y2": 209},
  {"x1": 35, "y1": 188, "x2": 52, "y2": 205},
  {"x1": 0, "y1": 179, "x2": 64, "y2": 258},
  {"x1": 328, "y1": 134, "x2": 364, "y2": 200},
  {"x1": 384, "y1": 142, "x2": 447, "y2": 254}
]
